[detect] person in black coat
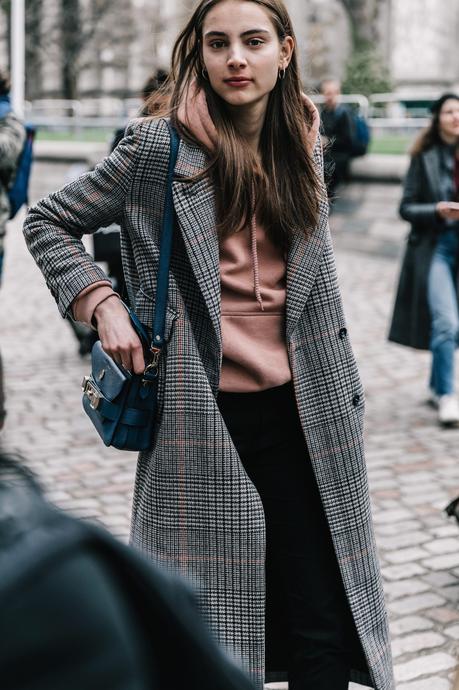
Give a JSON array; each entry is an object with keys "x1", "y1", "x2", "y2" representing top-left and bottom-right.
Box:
[
  {"x1": 0, "y1": 451, "x2": 254, "y2": 690},
  {"x1": 319, "y1": 78, "x2": 354, "y2": 198},
  {"x1": 388, "y1": 93, "x2": 459, "y2": 427}
]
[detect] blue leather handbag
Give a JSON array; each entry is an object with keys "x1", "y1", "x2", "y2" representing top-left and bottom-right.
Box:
[{"x1": 81, "y1": 123, "x2": 179, "y2": 451}]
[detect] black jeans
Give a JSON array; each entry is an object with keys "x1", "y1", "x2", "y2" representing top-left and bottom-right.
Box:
[{"x1": 218, "y1": 382, "x2": 354, "y2": 690}]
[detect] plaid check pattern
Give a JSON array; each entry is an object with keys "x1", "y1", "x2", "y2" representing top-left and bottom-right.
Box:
[{"x1": 23, "y1": 117, "x2": 394, "y2": 690}]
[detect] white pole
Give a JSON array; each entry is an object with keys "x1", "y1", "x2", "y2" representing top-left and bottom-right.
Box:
[{"x1": 10, "y1": 0, "x2": 25, "y2": 119}]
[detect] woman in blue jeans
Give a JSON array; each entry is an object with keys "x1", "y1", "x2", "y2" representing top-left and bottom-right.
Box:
[{"x1": 389, "y1": 93, "x2": 459, "y2": 426}]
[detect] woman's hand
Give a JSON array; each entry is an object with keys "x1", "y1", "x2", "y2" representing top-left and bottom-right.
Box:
[
  {"x1": 94, "y1": 297, "x2": 146, "y2": 374},
  {"x1": 436, "y1": 201, "x2": 459, "y2": 221}
]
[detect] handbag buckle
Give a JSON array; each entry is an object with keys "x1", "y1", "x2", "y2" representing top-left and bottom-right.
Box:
[
  {"x1": 142, "y1": 347, "x2": 161, "y2": 386},
  {"x1": 81, "y1": 376, "x2": 102, "y2": 410}
]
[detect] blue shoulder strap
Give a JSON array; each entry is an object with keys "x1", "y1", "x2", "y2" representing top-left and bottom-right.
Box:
[{"x1": 151, "y1": 122, "x2": 180, "y2": 352}]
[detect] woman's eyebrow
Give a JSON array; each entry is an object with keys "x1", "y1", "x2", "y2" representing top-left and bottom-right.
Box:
[{"x1": 204, "y1": 29, "x2": 271, "y2": 38}]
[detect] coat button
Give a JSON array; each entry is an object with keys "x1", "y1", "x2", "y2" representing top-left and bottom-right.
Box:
[
  {"x1": 338, "y1": 327, "x2": 348, "y2": 340},
  {"x1": 352, "y1": 393, "x2": 361, "y2": 407}
]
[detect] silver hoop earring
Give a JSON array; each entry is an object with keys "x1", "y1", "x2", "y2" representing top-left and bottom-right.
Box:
[
  {"x1": 278, "y1": 67, "x2": 286, "y2": 80},
  {"x1": 202, "y1": 68, "x2": 208, "y2": 80}
]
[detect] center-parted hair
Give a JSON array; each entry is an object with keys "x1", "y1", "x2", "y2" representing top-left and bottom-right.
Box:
[
  {"x1": 411, "y1": 92, "x2": 459, "y2": 156},
  {"x1": 148, "y1": 0, "x2": 323, "y2": 246}
]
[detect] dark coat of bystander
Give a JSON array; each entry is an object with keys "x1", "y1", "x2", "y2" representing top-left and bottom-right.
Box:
[{"x1": 389, "y1": 146, "x2": 454, "y2": 350}]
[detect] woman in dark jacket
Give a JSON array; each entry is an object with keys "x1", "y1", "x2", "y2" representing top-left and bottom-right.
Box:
[{"x1": 389, "y1": 93, "x2": 459, "y2": 426}]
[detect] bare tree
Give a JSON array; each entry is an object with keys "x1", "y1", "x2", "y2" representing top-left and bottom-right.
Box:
[
  {"x1": 339, "y1": 0, "x2": 385, "y2": 44},
  {"x1": 25, "y1": 0, "x2": 44, "y2": 99}
]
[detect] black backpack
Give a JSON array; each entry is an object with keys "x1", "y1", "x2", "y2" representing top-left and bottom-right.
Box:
[{"x1": 348, "y1": 110, "x2": 371, "y2": 158}]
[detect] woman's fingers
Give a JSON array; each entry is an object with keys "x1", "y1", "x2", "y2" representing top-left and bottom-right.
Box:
[
  {"x1": 93, "y1": 298, "x2": 146, "y2": 374},
  {"x1": 104, "y1": 335, "x2": 146, "y2": 374},
  {"x1": 131, "y1": 342, "x2": 147, "y2": 375}
]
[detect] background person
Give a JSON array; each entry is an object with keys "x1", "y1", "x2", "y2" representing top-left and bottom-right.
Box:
[
  {"x1": 389, "y1": 93, "x2": 459, "y2": 427},
  {"x1": 0, "y1": 68, "x2": 25, "y2": 284},
  {"x1": 0, "y1": 450, "x2": 255, "y2": 690},
  {"x1": 23, "y1": 1, "x2": 393, "y2": 688},
  {"x1": 319, "y1": 77, "x2": 354, "y2": 198},
  {"x1": 0, "y1": 68, "x2": 26, "y2": 433}
]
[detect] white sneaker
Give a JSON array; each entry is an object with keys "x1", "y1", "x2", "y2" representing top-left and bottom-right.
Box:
[{"x1": 438, "y1": 395, "x2": 459, "y2": 427}]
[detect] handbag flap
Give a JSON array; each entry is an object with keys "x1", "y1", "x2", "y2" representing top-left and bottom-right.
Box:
[{"x1": 91, "y1": 341, "x2": 129, "y2": 401}]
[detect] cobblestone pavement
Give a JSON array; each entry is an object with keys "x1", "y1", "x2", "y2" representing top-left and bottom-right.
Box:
[{"x1": 1, "y1": 164, "x2": 459, "y2": 689}]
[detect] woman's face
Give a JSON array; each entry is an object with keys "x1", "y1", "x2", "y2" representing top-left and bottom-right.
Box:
[
  {"x1": 438, "y1": 98, "x2": 459, "y2": 143},
  {"x1": 201, "y1": 0, "x2": 293, "y2": 112}
]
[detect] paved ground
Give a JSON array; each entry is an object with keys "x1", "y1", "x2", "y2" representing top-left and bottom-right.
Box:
[{"x1": 1, "y1": 163, "x2": 459, "y2": 689}]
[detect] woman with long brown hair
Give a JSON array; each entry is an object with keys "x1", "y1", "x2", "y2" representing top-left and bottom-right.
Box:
[
  {"x1": 389, "y1": 93, "x2": 459, "y2": 427},
  {"x1": 23, "y1": 1, "x2": 393, "y2": 688}
]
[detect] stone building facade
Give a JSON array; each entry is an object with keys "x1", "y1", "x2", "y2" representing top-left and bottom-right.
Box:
[{"x1": 0, "y1": 0, "x2": 458, "y2": 100}]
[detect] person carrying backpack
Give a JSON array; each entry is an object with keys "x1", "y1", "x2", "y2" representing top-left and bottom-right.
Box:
[
  {"x1": 0, "y1": 69, "x2": 26, "y2": 285},
  {"x1": 319, "y1": 78, "x2": 370, "y2": 200},
  {"x1": 0, "y1": 69, "x2": 26, "y2": 435},
  {"x1": 319, "y1": 78, "x2": 354, "y2": 198}
]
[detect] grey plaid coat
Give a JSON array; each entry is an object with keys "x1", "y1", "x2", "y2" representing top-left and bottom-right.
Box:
[{"x1": 23, "y1": 117, "x2": 394, "y2": 690}]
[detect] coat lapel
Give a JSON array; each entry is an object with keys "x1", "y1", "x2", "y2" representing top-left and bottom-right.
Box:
[
  {"x1": 286, "y1": 201, "x2": 329, "y2": 341},
  {"x1": 172, "y1": 140, "x2": 222, "y2": 346},
  {"x1": 423, "y1": 148, "x2": 442, "y2": 200}
]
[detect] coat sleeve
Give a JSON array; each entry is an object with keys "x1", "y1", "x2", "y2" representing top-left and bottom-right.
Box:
[
  {"x1": 399, "y1": 154, "x2": 440, "y2": 228},
  {"x1": 22, "y1": 119, "x2": 146, "y2": 318}
]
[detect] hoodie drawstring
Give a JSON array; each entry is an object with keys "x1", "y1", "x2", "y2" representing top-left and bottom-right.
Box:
[{"x1": 250, "y1": 184, "x2": 264, "y2": 312}]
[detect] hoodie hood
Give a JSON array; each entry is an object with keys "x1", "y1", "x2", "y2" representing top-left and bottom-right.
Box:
[{"x1": 177, "y1": 82, "x2": 320, "y2": 156}]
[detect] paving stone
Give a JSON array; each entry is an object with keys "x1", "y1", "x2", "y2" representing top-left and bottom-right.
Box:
[
  {"x1": 385, "y1": 547, "x2": 430, "y2": 564},
  {"x1": 403, "y1": 492, "x2": 446, "y2": 507},
  {"x1": 422, "y1": 571, "x2": 458, "y2": 588},
  {"x1": 394, "y1": 652, "x2": 457, "y2": 682},
  {"x1": 426, "y1": 608, "x2": 459, "y2": 624},
  {"x1": 375, "y1": 521, "x2": 423, "y2": 537},
  {"x1": 423, "y1": 538, "x2": 459, "y2": 555},
  {"x1": 382, "y1": 564, "x2": 427, "y2": 581},
  {"x1": 444, "y1": 624, "x2": 459, "y2": 640},
  {"x1": 422, "y1": 553, "x2": 459, "y2": 571},
  {"x1": 438, "y1": 584, "x2": 459, "y2": 602},
  {"x1": 392, "y1": 631, "x2": 445, "y2": 658},
  {"x1": 388, "y1": 593, "x2": 445, "y2": 616},
  {"x1": 373, "y1": 508, "x2": 413, "y2": 524},
  {"x1": 377, "y1": 531, "x2": 430, "y2": 551},
  {"x1": 384, "y1": 579, "x2": 430, "y2": 600},
  {"x1": 397, "y1": 679, "x2": 450, "y2": 690},
  {"x1": 389, "y1": 616, "x2": 434, "y2": 636}
]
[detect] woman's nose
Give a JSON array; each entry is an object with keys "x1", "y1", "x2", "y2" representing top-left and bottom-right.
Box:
[{"x1": 227, "y1": 47, "x2": 247, "y2": 69}]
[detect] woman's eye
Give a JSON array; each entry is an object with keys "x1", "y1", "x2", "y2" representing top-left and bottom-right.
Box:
[
  {"x1": 210, "y1": 41, "x2": 226, "y2": 49},
  {"x1": 248, "y1": 38, "x2": 263, "y2": 46}
]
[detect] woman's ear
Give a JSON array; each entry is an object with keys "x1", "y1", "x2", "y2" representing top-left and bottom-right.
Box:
[{"x1": 280, "y1": 36, "x2": 294, "y2": 69}]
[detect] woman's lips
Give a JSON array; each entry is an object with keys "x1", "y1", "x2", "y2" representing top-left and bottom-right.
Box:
[{"x1": 224, "y1": 78, "x2": 252, "y2": 87}]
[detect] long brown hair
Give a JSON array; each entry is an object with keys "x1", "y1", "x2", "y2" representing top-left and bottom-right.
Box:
[
  {"x1": 147, "y1": 0, "x2": 324, "y2": 245},
  {"x1": 411, "y1": 93, "x2": 459, "y2": 156}
]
